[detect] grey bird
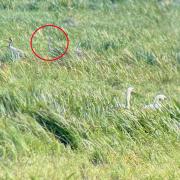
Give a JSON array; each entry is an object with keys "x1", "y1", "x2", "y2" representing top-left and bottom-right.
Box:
[{"x1": 8, "y1": 38, "x2": 25, "y2": 60}]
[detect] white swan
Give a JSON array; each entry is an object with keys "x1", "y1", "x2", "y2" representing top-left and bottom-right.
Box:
[
  {"x1": 8, "y1": 38, "x2": 25, "y2": 60},
  {"x1": 144, "y1": 94, "x2": 167, "y2": 110},
  {"x1": 115, "y1": 87, "x2": 135, "y2": 110}
]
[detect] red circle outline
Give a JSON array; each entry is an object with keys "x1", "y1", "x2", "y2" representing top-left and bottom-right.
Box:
[{"x1": 30, "y1": 24, "x2": 70, "y2": 62}]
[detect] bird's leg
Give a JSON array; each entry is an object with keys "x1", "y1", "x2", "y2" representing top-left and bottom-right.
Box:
[
  {"x1": 11, "y1": 51, "x2": 14, "y2": 60},
  {"x1": 14, "y1": 52, "x2": 17, "y2": 60},
  {"x1": 12, "y1": 51, "x2": 16, "y2": 60},
  {"x1": 17, "y1": 52, "x2": 20, "y2": 59}
]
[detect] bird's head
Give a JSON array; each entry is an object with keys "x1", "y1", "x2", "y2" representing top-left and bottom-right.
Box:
[
  {"x1": 9, "y1": 37, "x2": 12, "y2": 42},
  {"x1": 127, "y1": 87, "x2": 135, "y2": 94},
  {"x1": 154, "y1": 94, "x2": 167, "y2": 103},
  {"x1": 7, "y1": 37, "x2": 13, "y2": 45}
]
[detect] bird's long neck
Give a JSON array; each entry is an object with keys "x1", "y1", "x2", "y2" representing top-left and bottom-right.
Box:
[
  {"x1": 126, "y1": 91, "x2": 131, "y2": 109},
  {"x1": 9, "y1": 41, "x2": 13, "y2": 48}
]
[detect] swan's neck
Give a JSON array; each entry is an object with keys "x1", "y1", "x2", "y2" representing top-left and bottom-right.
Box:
[{"x1": 126, "y1": 91, "x2": 131, "y2": 109}]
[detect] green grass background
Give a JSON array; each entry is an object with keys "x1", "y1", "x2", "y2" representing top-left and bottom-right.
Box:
[{"x1": 0, "y1": 0, "x2": 179, "y2": 179}]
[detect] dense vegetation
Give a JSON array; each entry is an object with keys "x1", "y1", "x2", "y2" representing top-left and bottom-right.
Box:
[{"x1": 0, "y1": 0, "x2": 179, "y2": 179}]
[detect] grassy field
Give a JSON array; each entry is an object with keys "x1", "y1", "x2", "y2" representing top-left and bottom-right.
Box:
[{"x1": 0, "y1": 0, "x2": 179, "y2": 179}]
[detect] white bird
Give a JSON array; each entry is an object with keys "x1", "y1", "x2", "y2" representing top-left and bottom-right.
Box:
[
  {"x1": 144, "y1": 94, "x2": 167, "y2": 110},
  {"x1": 115, "y1": 87, "x2": 135, "y2": 110},
  {"x1": 8, "y1": 38, "x2": 25, "y2": 60}
]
